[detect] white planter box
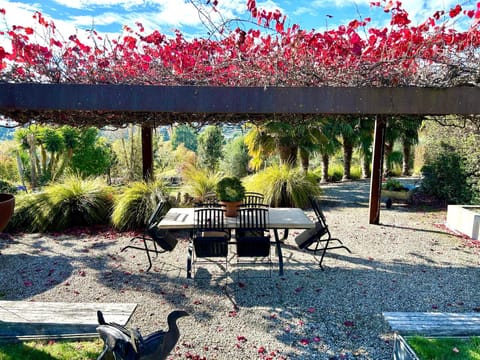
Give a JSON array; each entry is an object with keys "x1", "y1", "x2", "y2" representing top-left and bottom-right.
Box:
[{"x1": 446, "y1": 205, "x2": 480, "y2": 240}]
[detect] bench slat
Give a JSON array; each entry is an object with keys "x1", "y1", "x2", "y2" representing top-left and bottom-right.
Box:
[
  {"x1": 0, "y1": 301, "x2": 137, "y2": 341},
  {"x1": 383, "y1": 312, "x2": 480, "y2": 336}
]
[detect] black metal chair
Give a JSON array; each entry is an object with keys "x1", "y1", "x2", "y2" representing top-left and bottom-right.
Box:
[
  {"x1": 187, "y1": 207, "x2": 230, "y2": 278},
  {"x1": 243, "y1": 192, "x2": 265, "y2": 206},
  {"x1": 121, "y1": 199, "x2": 178, "y2": 272},
  {"x1": 294, "y1": 197, "x2": 351, "y2": 270},
  {"x1": 235, "y1": 206, "x2": 272, "y2": 268}
]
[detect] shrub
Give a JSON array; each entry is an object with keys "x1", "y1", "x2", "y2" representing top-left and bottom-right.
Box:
[
  {"x1": 180, "y1": 165, "x2": 220, "y2": 200},
  {"x1": 111, "y1": 180, "x2": 167, "y2": 231},
  {"x1": 327, "y1": 163, "x2": 344, "y2": 182},
  {"x1": 421, "y1": 143, "x2": 472, "y2": 204},
  {"x1": 8, "y1": 174, "x2": 113, "y2": 232},
  {"x1": 244, "y1": 164, "x2": 321, "y2": 208},
  {"x1": 0, "y1": 179, "x2": 17, "y2": 194}
]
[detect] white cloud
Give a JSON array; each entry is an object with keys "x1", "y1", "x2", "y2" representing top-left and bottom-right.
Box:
[
  {"x1": 256, "y1": 0, "x2": 285, "y2": 13},
  {"x1": 52, "y1": 0, "x2": 144, "y2": 10}
]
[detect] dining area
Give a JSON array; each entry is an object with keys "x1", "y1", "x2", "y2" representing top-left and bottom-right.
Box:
[{"x1": 157, "y1": 195, "x2": 316, "y2": 278}]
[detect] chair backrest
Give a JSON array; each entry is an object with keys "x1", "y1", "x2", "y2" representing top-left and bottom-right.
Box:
[
  {"x1": 243, "y1": 192, "x2": 265, "y2": 206},
  {"x1": 203, "y1": 191, "x2": 218, "y2": 204},
  {"x1": 145, "y1": 199, "x2": 177, "y2": 251},
  {"x1": 236, "y1": 206, "x2": 270, "y2": 257},
  {"x1": 309, "y1": 197, "x2": 328, "y2": 226},
  {"x1": 147, "y1": 199, "x2": 167, "y2": 229},
  {"x1": 193, "y1": 207, "x2": 228, "y2": 258},
  {"x1": 193, "y1": 207, "x2": 226, "y2": 232},
  {"x1": 237, "y1": 206, "x2": 268, "y2": 230}
]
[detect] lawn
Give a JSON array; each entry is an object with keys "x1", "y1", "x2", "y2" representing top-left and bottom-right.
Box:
[
  {"x1": 407, "y1": 336, "x2": 480, "y2": 360},
  {"x1": 0, "y1": 339, "x2": 103, "y2": 360}
]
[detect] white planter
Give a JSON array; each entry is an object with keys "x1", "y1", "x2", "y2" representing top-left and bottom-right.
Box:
[{"x1": 446, "y1": 205, "x2": 480, "y2": 240}]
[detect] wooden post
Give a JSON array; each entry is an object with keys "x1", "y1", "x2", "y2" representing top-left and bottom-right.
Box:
[
  {"x1": 369, "y1": 115, "x2": 386, "y2": 224},
  {"x1": 141, "y1": 125, "x2": 153, "y2": 181}
]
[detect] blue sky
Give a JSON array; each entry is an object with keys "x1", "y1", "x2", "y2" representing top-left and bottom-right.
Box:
[{"x1": 0, "y1": 0, "x2": 476, "y2": 40}]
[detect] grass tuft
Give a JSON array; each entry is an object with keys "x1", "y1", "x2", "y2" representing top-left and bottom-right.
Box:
[{"x1": 111, "y1": 180, "x2": 167, "y2": 231}]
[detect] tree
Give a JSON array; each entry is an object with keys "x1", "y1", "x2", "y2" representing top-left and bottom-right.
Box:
[
  {"x1": 245, "y1": 120, "x2": 325, "y2": 171},
  {"x1": 220, "y1": 135, "x2": 250, "y2": 178},
  {"x1": 70, "y1": 128, "x2": 114, "y2": 177},
  {"x1": 316, "y1": 119, "x2": 342, "y2": 183},
  {"x1": 197, "y1": 125, "x2": 224, "y2": 171},
  {"x1": 399, "y1": 116, "x2": 423, "y2": 176},
  {"x1": 171, "y1": 125, "x2": 198, "y2": 152}
]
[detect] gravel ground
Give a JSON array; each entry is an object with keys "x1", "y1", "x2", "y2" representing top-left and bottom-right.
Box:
[{"x1": 1, "y1": 179, "x2": 480, "y2": 359}]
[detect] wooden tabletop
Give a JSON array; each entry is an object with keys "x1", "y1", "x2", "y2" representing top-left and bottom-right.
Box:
[{"x1": 159, "y1": 207, "x2": 314, "y2": 230}]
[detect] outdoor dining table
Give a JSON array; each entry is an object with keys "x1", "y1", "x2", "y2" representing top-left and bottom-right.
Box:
[{"x1": 158, "y1": 207, "x2": 315, "y2": 276}]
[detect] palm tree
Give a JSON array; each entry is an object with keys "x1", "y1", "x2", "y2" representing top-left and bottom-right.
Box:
[
  {"x1": 316, "y1": 118, "x2": 341, "y2": 183},
  {"x1": 334, "y1": 115, "x2": 361, "y2": 181},
  {"x1": 357, "y1": 117, "x2": 375, "y2": 179},
  {"x1": 399, "y1": 116, "x2": 423, "y2": 175},
  {"x1": 244, "y1": 118, "x2": 327, "y2": 173},
  {"x1": 383, "y1": 116, "x2": 423, "y2": 176}
]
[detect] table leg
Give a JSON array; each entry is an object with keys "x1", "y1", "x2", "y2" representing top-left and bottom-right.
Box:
[
  {"x1": 273, "y1": 229, "x2": 284, "y2": 276},
  {"x1": 187, "y1": 242, "x2": 193, "y2": 279}
]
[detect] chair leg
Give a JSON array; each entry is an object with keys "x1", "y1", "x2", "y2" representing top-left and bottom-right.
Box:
[
  {"x1": 304, "y1": 238, "x2": 351, "y2": 270},
  {"x1": 143, "y1": 236, "x2": 153, "y2": 272},
  {"x1": 121, "y1": 235, "x2": 155, "y2": 272},
  {"x1": 187, "y1": 242, "x2": 193, "y2": 279}
]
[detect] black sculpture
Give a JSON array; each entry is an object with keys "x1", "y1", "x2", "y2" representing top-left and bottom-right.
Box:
[{"x1": 96, "y1": 310, "x2": 189, "y2": 360}]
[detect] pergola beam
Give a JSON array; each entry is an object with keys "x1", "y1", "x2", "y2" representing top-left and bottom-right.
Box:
[{"x1": 1, "y1": 84, "x2": 480, "y2": 115}]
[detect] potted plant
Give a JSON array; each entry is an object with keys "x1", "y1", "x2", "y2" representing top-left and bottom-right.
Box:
[
  {"x1": 216, "y1": 177, "x2": 245, "y2": 217},
  {"x1": 0, "y1": 193, "x2": 15, "y2": 232},
  {"x1": 381, "y1": 178, "x2": 416, "y2": 208},
  {"x1": 0, "y1": 180, "x2": 17, "y2": 232}
]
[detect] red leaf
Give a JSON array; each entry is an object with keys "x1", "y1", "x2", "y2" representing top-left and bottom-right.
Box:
[
  {"x1": 300, "y1": 338, "x2": 309, "y2": 345},
  {"x1": 449, "y1": 5, "x2": 462, "y2": 18},
  {"x1": 23, "y1": 280, "x2": 33, "y2": 287},
  {"x1": 344, "y1": 320, "x2": 355, "y2": 327}
]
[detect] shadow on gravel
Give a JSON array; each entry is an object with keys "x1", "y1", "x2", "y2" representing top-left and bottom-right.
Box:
[{"x1": 0, "y1": 254, "x2": 74, "y2": 299}]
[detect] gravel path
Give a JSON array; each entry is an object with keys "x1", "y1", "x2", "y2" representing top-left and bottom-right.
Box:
[{"x1": 1, "y1": 179, "x2": 479, "y2": 359}]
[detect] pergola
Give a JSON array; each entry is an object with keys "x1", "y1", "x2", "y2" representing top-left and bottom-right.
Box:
[{"x1": 1, "y1": 83, "x2": 479, "y2": 224}]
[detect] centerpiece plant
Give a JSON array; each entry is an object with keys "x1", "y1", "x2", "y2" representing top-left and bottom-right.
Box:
[{"x1": 216, "y1": 176, "x2": 245, "y2": 216}]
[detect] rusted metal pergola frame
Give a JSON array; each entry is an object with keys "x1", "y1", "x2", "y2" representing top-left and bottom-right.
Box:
[{"x1": 1, "y1": 83, "x2": 479, "y2": 225}]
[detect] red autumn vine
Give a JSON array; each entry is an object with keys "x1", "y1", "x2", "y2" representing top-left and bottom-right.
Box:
[{"x1": 0, "y1": 0, "x2": 480, "y2": 126}]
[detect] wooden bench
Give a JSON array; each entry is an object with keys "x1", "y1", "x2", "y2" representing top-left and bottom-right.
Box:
[
  {"x1": 383, "y1": 312, "x2": 480, "y2": 336},
  {"x1": 0, "y1": 301, "x2": 137, "y2": 341}
]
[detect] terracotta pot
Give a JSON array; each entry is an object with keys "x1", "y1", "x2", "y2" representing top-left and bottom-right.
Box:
[
  {"x1": 0, "y1": 193, "x2": 15, "y2": 232},
  {"x1": 221, "y1": 201, "x2": 242, "y2": 217}
]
